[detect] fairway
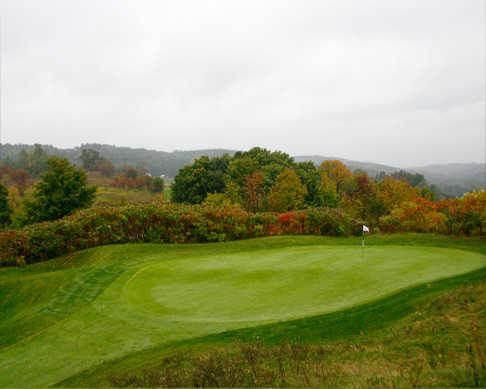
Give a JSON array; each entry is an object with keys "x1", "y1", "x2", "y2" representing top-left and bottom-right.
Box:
[{"x1": 0, "y1": 236, "x2": 485, "y2": 387}]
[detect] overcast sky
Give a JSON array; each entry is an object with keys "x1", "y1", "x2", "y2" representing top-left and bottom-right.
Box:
[{"x1": 0, "y1": 0, "x2": 484, "y2": 167}]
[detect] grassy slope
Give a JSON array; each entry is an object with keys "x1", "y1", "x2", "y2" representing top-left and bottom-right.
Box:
[
  {"x1": 0, "y1": 235, "x2": 485, "y2": 387},
  {"x1": 63, "y1": 271, "x2": 486, "y2": 388}
]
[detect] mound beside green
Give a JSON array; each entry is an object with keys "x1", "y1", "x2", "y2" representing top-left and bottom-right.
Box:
[{"x1": 0, "y1": 235, "x2": 484, "y2": 387}]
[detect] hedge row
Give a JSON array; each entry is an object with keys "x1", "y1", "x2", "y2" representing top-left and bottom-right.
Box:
[{"x1": 0, "y1": 204, "x2": 359, "y2": 266}]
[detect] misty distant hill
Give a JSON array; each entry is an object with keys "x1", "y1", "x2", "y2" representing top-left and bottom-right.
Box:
[
  {"x1": 408, "y1": 163, "x2": 485, "y2": 197},
  {"x1": 1, "y1": 144, "x2": 483, "y2": 196},
  {"x1": 0, "y1": 143, "x2": 237, "y2": 178},
  {"x1": 295, "y1": 155, "x2": 485, "y2": 197},
  {"x1": 294, "y1": 155, "x2": 399, "y2": 176},
  {"x1": 79, "y1": 144, "x2": 237, "y2": 178}
]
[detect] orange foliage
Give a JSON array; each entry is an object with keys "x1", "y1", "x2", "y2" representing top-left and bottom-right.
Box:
[{"x1": 319, "y1": 160, "x2": 353, "y2": 193}]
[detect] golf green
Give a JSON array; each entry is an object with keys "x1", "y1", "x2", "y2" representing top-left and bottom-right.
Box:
[
  {"x1": 122, "y1": 246, "x2": 483, "y2": 323},
  {"x1": 0, "y1": 237, "x2": 484, "y2": 387}
]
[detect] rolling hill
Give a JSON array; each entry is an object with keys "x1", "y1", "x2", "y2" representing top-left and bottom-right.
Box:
[
  {"x1": 0, "y1": 143, "x2": 236, "y2": 179},
  {"x1": 1, "y1": 143, "x2": 483, "y2": 195},
  {"x1": 410, "y1": 163, "x2": 486, "y2": 197}
]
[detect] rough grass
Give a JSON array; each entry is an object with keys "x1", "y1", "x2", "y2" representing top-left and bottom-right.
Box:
[
  {"x1": 0, "y1": 234, "x2": 484, "y2": 387},
  {"x1": 92, "y1": 186, "x2": 162, "y2": 207}
]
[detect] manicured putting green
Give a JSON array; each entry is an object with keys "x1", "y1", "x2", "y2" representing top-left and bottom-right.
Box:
[
  {"x1": 122, "y1": 246, "x2": 485, "y2": 323},
  {"x1": 0, "y1": 237, "x2": 484, "y2": 387}
]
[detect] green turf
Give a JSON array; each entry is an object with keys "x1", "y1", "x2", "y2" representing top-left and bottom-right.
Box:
[
  {"x1": 60, "y1": 265, "x2": 486, "y2": 387},
  {"x1": 0, "y1": 235, "x2": 485, "y2": 387}
]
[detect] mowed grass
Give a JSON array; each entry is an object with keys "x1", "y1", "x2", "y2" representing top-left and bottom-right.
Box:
[
  {"x1": 123, "y1": 246, "x2": 483, "y2": 323},
  {"x1": 63, "y1": 275, "x2": 486, "y2": 388},
  {"x1": 0, "y1": 235, "x2": 485, "y2": 387}
]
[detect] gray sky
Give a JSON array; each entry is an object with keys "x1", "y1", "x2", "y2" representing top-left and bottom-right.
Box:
[{"x1": 1, "y1": 0, "x2": 484, "y2": 167}]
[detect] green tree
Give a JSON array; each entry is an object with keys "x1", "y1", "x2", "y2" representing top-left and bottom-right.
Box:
[
  {"x1": 172, "y1": 155, "x2": 231, "y2": 204},
  {"x1": 295, "y1": 161, "x2": 324, "y2": 207},
  {"x1": 24, "y1": 157, "x2": 96, "y2": 223},
  {"x1": 0, "y1": 183, "x2": 12, "y2": 228},
  {"x1": 268, "y1": 169, "x2": 307, "y2": 212}
]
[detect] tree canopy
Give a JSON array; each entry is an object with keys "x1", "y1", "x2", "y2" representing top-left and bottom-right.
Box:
[
  {"x1": 171, "y1": 155, "x2": 231, "y2": 204},
  {"x1": 167, "y1": 147, "x2": 465, "y2": 230},
  {"x1": 268, "y1": 169, "x2": 307, "y2": 212}
]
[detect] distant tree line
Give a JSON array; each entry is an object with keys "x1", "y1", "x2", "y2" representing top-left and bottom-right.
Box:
[
  {"x1": 1, "y1": 143, "x2": 482, "y2": 197},
  {"x1": 0, "y1": 147, "x2": 166, "y2": 228},
  {"x1": 0, "y1": 143, "x2": 235, "y2": 178}
]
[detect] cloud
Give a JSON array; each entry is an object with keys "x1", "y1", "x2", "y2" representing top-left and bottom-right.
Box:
[{"x1": 1, "y1": 0, "x2": 484, "y2": 166}]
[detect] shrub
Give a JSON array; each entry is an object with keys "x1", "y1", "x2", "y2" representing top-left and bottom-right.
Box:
[
  {"x1": 379, "y1": 199, "x2": 447, "y2": 234},
  {"x1": 437, "y1": 191, "x2": 486, "y2": 236},
  {"x1": 378, "y1": 193, "x2": 486, "y2": 236},
  {"x1": 0, "y1": 204, "x2": 358, "y2": 266}
]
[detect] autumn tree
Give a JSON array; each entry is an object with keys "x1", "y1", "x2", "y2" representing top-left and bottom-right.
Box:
[
  {"x1": 244, "y1": 171, "x2": 265, "y2": 211},
  {"x1": 0, "y1": 164, "x2": 13, "y2": 182},
  {"x1": 318, "y1": 160, "x2": 353, "y2": 208},
  {"x1": 437, "y1": 190, "x2": 486, "y2": 235},
  {"x1": 379, "y1": 198, "x2": 446, "y2": 234},
  {"x1": 226, "y1": 148, "x2": 294, "y2": 202},
  {"x1": 343, "y1": 172, "x2": 385, "y2": 225},
  {"x1": 9, "y1": 169, "x2": 30, "y2": 195},
  {"x1": 268, "y1": 169, "x2": 307, "y2": 212},
  {"x1": 319, "y1": 160, "x2": 353, "y2": 194},
  {"x1": 377, "y1": 176, "x2": 418, "y2": 213}
]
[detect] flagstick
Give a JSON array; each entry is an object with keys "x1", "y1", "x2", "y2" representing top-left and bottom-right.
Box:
[{"x1": 361, "y1": 229, "x2": 364, "y2": 258}]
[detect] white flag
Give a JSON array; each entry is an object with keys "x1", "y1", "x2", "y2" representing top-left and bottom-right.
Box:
[{"x1": 363, "y1": 225, "x2": 370, "y2": 233}]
